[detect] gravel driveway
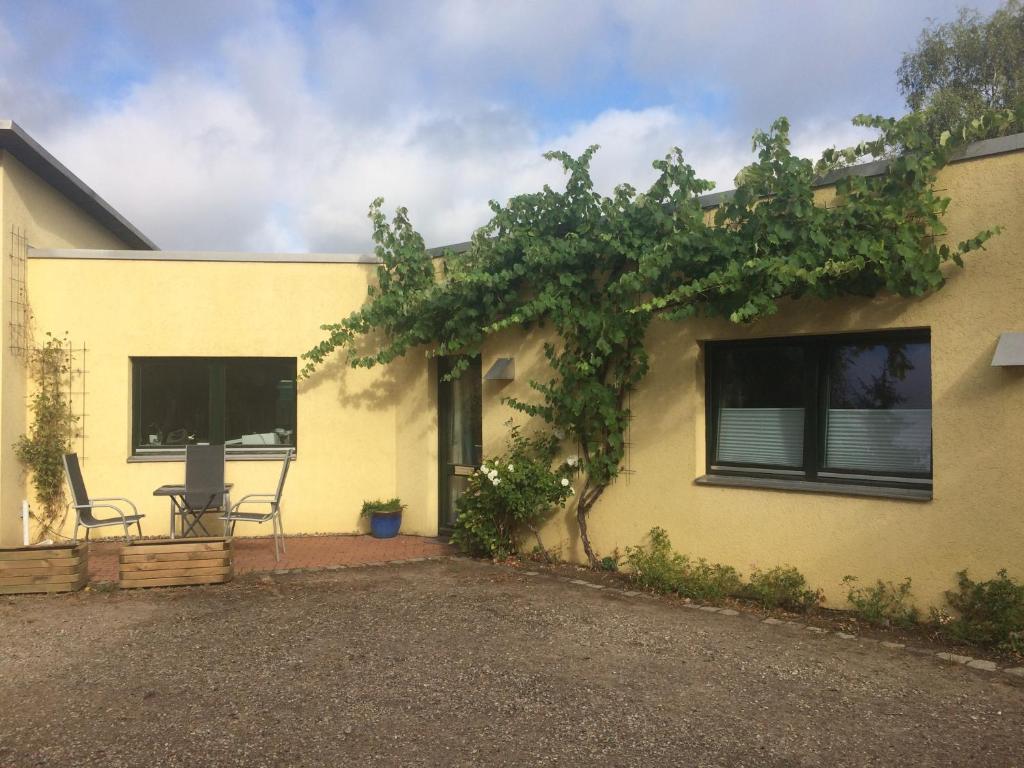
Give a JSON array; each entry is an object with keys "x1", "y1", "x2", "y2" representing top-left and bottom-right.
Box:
[{"x1": 1, "y1": 558, "x2": 1022, "y2": 767}]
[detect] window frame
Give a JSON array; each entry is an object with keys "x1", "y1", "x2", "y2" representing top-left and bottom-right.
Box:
[
  {"x1": 130, "y1": 356, "x2": 297, "y2": 458},
  {"x1": 705, "y1": 329, "x2": 932, "y2": 492}
]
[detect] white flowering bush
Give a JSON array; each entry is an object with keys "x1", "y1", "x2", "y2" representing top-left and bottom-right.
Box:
[{"x1": 451, "y1": 423, "x2": 576, "y2": 559}]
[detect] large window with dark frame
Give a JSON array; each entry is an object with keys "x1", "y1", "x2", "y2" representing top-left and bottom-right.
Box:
[
  {"x1": 705, "y1": 330, "x2": 932, "y2": 490},
  {"x1": 132, "y1": 357, "x2": 297, "y2": 455}
]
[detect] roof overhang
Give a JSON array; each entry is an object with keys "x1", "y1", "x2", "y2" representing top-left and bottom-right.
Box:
[{"x1": 0, "y1": 120, "x2": 157, "y2": 250}]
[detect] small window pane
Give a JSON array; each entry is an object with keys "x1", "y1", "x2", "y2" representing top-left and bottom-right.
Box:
[
  {"x1": 224, "y1": 359, "x2": 297, "y2": 448},
  {"x1": 136, "y1": 359, "x2": 210, "y2": 447},
  {"x1": 715, "y1": 345, "x2": 805, "y2": 467},
  {"x1": 825, "y1": 340, "x2": 931, "y2": 474}
]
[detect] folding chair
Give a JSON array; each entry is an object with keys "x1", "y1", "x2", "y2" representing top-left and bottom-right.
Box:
[
  {"x1": 220, "y1": 448, "x2": 293, "y2": 560},
  {"x1": 63, "y1": 453, "x2": 144, "y2": 542},
  {"x1": 177, "y1": 444, "x2": 227, "y2": 537}
]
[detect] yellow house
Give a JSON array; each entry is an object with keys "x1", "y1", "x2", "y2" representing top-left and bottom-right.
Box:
[{"x1": 1, "y1": 119, "x2": 1022, "y2": 608}]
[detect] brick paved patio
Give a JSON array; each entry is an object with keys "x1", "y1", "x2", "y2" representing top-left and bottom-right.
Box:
[{"x1": 85, "y1": 534, "x2": 453, "y2": 583}]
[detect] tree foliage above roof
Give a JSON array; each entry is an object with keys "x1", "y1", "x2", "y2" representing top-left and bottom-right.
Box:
[
  {"x1": 305, "y1": 110, "x2": 1007, "y2": 565},
  {"x1": 899, "y1": 0, "x2": 1024, "y2": 140}
]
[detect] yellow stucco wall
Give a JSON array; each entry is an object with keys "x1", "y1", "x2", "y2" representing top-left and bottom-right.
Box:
[
  {"x1": 24, "y1": 258, "x2": 438, "y2": 541},
  {"x1": 12, "y1": 143, "x2": 1024, "y2": 612},
  {"x1": 0, "y1": 150, "x2": 133, "y2": 545},
  {"x1": 479, "y1": 148, "x2": 1024, "y2": 610}
]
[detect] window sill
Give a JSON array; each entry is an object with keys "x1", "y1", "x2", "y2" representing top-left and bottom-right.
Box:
[
  {"x1": 127, "y1": 452, "x2": 295, "y2": 463},
  {"x1": 694, "y1": 473, "x2": 931, "y2": 501}
]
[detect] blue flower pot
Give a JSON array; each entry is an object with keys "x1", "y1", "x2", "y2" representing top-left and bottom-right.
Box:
[{"x1": 370, "y1": 511, "x2": 402, "y2": 539}]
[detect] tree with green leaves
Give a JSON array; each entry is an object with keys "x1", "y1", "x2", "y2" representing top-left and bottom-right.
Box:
[
  {"x1": 899, "y1": 1, "x2": 1024, "y2": 139},
  {"x1": 304, "y1": 111, "x2": 1005, "y2": 567}
]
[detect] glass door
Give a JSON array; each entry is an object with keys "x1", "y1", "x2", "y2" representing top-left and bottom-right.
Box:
[{"x1": 437, "y1": 356, "x2": 483, "y2": 533}]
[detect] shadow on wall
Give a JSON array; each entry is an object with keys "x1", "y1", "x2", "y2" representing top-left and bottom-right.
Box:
[
  {"x1": 298, "y1": 333, "x2": 401, "y2": 412},
  {"x1": 392, "y1": 350, "x2": 439, "y2": 535}
]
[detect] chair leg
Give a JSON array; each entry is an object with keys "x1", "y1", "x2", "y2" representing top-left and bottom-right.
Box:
[
  {"x1": 277, "y1": 509, "x2": 286, "y2": 554},
  {"x1": 72, "y1": 521, "x2": 79, "y2": 543},
  {"x1": 136, "y1": 520, "x2": 143, "y2": 538},
  {"x1": 85, "y1": 528, "x2": 90, "y2": 541},
  {"x1": 273, "y1": 517, "x2": 280, "y2": 562},
  {"x1": 123, "y1": 521, "x2": 130, "y2": 543}
]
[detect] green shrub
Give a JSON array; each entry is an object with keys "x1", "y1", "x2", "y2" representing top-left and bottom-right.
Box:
[
  {"x1": 843, "y1": 575, "x2": 920, "y2": 628},
  {"x1": 624, "y1": 528, "x2": 686, "y2": 593},
  {"x1": 937, "y1": 569, "x2": 1024, "y2": 652},
  {"x1": 681, "y1": 559, "x2": 743, "y2": 602},
  {"x1": 624, "y1": 528, "x2": 742, "y2": 600},
  {"x1": 741, "y1": 565, "x2": 822, "y2": 613},
  {"x1": 450, "y1": 424, "x2": 574, "y2": 559},
  {"x1": 15, "y1": 334, "x2": 78, "y2": 537}
]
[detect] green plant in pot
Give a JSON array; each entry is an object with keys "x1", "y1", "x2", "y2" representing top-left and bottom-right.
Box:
[{"x1": 361, "y1": 498, "x2": 405, "y2": 539}]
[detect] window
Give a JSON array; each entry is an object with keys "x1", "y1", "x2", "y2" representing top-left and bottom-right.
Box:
[
  {"x1": 132, "y1": 357, "x2": 296, "y2": 455},
  {"x1": 705, "y1": 330, "x2": 931, "y2": 491}
]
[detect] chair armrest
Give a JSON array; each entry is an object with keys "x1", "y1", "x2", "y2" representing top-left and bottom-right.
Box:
[
  {"x1": 90, "y1": 497, "x2": 140, "y2": 516},
  {"x1": 87, "y1": 502, "x2": 130, "y2": 521},
  {"x1": 224, "y1": 495, "x2": 277, "y2": 515},
  {"x1": 233, "y1": 495, "x2": 276, "y2": 507}
]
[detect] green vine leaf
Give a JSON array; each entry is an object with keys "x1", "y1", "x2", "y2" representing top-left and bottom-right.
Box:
[{"x1": 302, "y1": 110, "x2": 1006, "y2": 566}]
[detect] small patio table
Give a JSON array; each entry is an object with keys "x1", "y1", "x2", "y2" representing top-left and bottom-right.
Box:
[{"x1": 154, "y1": 484, "x2": 232, "y2": 538}]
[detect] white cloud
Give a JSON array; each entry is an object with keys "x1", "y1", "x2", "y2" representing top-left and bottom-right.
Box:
[
  {"x1": 48, "y1": 75, "x2": 278, "y2": 251},
  {"x1": 16, "y1": 0, "x2": 1003, "y2": 253},
  {"x1": 38, "y1": 77, "x2": 881, "y2": 253}
]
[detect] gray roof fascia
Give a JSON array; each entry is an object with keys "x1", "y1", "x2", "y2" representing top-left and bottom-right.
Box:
[
  {"x1": 28, "y1": 248, "x2": 380, "y2": 264},
  {"x1": 0, "y1": 120, "x2": 158, "y2": 250}
]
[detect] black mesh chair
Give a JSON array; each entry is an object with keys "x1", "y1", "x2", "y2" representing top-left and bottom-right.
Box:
[
  {"x1": 63, "y1": 453, "x2": 144, "y2": 542},
  {"x1": 176, "y1": 444, "x2": 227, "y2": 537},
  {"x1": 220, "y1": 448, "x2": 293, "y2": 560}
]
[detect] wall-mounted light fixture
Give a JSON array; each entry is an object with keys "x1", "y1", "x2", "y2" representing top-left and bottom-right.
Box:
[
  {"x1": 991, "y1": 333, "x2": 1024, "y2": 367},
  {"x1": 484, "y1": 357, "x2": 515, "y2": 380}
]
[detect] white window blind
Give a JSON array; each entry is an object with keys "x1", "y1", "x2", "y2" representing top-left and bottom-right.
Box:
[
  {"x1": 824, "y1": 409, "x2": 931, "y2": 474},
  {"x1": 717, "y1": 407, "x2": 805, "y2": 466}
]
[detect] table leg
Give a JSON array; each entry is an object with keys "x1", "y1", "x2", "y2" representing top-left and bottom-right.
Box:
[{"x1": 181, "y1": 496, "x2": 214, "y2": 538}]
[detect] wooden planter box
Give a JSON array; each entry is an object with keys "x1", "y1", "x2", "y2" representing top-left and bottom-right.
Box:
[
  {"x1": 0, "y1": 543, "x2": 88, "y2": 595},
  {"x1": 119, "y1": 537, "x2": 233, "y2": 589}
]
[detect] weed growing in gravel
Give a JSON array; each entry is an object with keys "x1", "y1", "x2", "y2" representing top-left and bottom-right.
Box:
[
  {"x1": 933, "y1": 569, "x2": 1024, "y2": 652},
  {"x1": 599, "y1": 550, "x2": 621, "y2": 572},
  {"x1": 680, "y1": 559, "x2": 743, "y2": 601},
  {"x1": 623, "y1": 528, "x2": 742, "y2": 601},
  {"x1": 741, "y1": 566, "x2": 822, "y2": 613},
  {"x1": 842, "y1": 576, "x2": 920, "y2": 628},
  {"x1": 624, "y1": 528, "x2": 686, "y2": 592}
]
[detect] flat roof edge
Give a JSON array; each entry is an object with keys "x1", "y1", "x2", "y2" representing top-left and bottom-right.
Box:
[
  {"x1": 28, "y1": 248, "x2": 381, "y2": 264},
  {"x1": 697, "y1": 130, "x2": 1024, "y2": 210}
]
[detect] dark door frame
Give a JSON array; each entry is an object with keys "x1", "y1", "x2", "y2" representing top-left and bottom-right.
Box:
[{"x1": 437, "y1": 356, "x2": 483, "y2": 537}]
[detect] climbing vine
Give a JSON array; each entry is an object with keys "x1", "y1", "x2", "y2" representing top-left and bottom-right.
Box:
[
  {"x1": 304, "y1": 110, "x2": 1009, "y2": 566},
  {"x1": 14, "y1": 333, "x2": 78, "y2": 541}
]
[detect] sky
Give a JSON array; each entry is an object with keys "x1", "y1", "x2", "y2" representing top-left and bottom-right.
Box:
[{"x1": 0, "y1": 0, "x2": 1005, "y2": 252}]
